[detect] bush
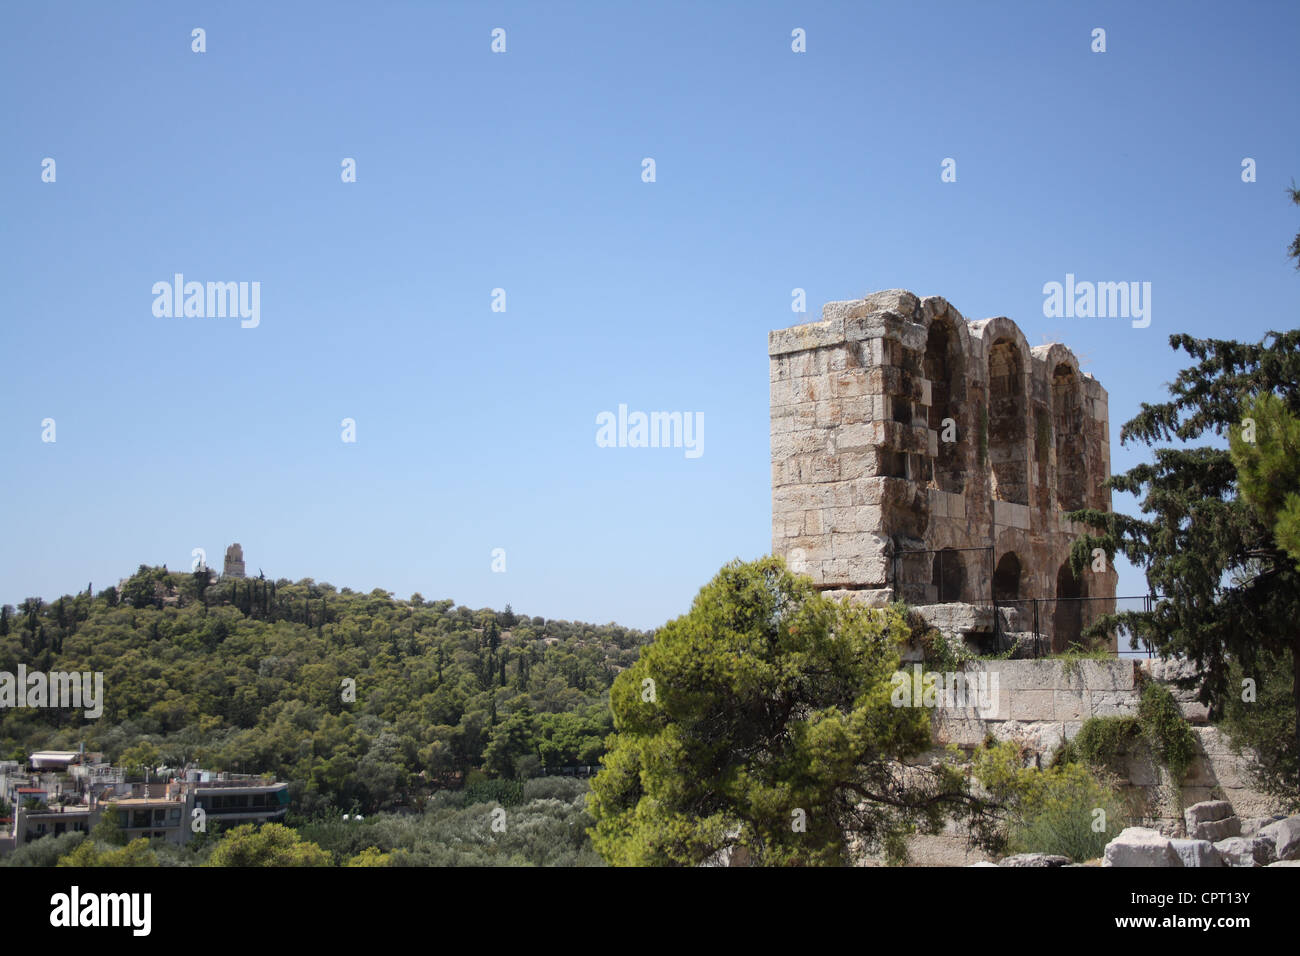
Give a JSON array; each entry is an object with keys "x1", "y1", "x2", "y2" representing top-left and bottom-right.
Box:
[
  {"x1": 975, "y1": 741, "x2": 1126, "y2": 862},
  {"x1": 0, "y1": 832, "x2": 86, "y2": 867},
  {"x1": 1219, "y1": 653, "x2": 1299, "y2": 811},
  {"x1": 1137, "y1": 682, "x2": 1197, "y2": 783},
  {"x1": 463, "y1": 778, "x2": 524, "y2": 808},
  {"x1": 1068, "y1": 716, "x2": 1141, "y2": 771},
  {"x1": 1064, "y1": 682, "x2": 1198, "y2": 785},
  {"x1": 522, "y1": 776, "x2": 588, "y2": 803}
]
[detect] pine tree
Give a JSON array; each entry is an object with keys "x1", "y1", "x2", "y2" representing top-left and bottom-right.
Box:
[{"x1": 1069, "y1": 328, "x2": 1300, "y2": 789}]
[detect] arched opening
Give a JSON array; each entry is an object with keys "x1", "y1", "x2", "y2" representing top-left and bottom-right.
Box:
[
  {"x1": 987, "y1": 339, "x2": 1028, "y2": 505},
  {"x1": 1052, "y1": 363, "x2": 1087, "y2": 512},
  {"x1": 1052, "y1": 561, "x2": 1086, "y2": 652},
  {"x1": 924, "y1": 319, "x2": 964, "y2": 493},
  {"x1": 992, "y1": 552, "x2": 1021, "y2": 603},
  {"x1": 931, "y1": 548, "x2": 966, "y2": 602}
]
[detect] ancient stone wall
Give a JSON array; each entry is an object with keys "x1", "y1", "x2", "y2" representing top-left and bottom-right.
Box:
[
  {"x1": 770, "y1": 289, "x2": 1118, "y2": 650},
  {"x1": 926, "y1": 659, "x2": 1283, "y2": 827}
]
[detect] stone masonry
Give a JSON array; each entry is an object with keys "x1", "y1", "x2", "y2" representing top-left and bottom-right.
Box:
[
  {"x1": 770, "y1": 290, "x2": 1118, "y2": 650},
  {"x1": 223, "y1": 543, "x2": 246, "y2": 579}
]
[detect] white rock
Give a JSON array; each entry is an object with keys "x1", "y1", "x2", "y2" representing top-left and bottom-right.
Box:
[
  {"x1": 1104, "y1": 827, "x2": 1183, "y2": 867},
  {"x1": 1214, "y1": 836, "x2": 1275, "y2": 867},
  {"x1": 1260, "y1": 816, "x2": 1300, "y2": 862},
  {"x1": 1169, "y1": 838, "x2": 1223, "y2": 867}
]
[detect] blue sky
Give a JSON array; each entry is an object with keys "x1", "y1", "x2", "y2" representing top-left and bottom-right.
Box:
[{"x1": 3, "y1": 1, "x2": 1297, "y2": 630}]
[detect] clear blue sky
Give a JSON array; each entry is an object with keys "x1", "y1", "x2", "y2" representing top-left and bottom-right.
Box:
[{"x1": 3, "y1": 2, "x2": 1297, "y2": 630}]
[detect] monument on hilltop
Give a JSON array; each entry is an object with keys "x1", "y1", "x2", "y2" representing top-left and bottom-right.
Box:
[{"x1": 222, "y1": 543, "x2": 246, "y2": 579}]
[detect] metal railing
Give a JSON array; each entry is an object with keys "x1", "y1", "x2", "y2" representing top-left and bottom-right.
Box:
[{"x1": 990, "y1": 594, "x2": 1158, "y2": 658}]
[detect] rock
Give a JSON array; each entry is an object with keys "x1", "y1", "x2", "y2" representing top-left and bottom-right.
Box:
[
  {"x1": 1169, "y1": 838, "x2": 1223, "y2": 868},
  {"x1": 1260, "y1": 816, "x2": 1300, "y2": 861},
  {"x1": 1190, "y1": 817, "x2": 1241, "y2": 841},
  {"x1": 1104, "y1": 828, "x2": 1183, "y2": 867},
  {"x1": 1214, "y1": 836, "x2": 1275, "y2": 867},
  {"x1": 1240, "y1": 816, "x2": 1283, "y2": 837},
  {"x1": 999, "y1": 853, "x2": 1072, "y2": 867},
  {"x1": 1184, "y1": 801, "x2": 1240, "y2": 840},
  {"x1": 1268, "y1": 860, "x2": 1300, "y2": 867},
  {"x1": 1184, "y1": 800, "x2": 1234, "y2": 827}
]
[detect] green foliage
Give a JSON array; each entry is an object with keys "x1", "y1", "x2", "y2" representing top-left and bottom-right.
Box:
[
  {"x1": 974, "y1": 741, "x2": 1126, "y2": 862},
  {"x1": 0, "y1": 569, "x2": 650, "y2": 814},
  {"x1": 57, "y1": 837, "x2": 159, "y2": 867},
  {"x1": 297, "y1": 779, "x2": 600, "y2": 866},
  {"x1": 1231, "y1": 391, "x2": 1300, "y2": 569},
  {"x1": 90, "y1": 802, "x2": 129, "y2": 846},
  {"x1": 1288, "y1": 179, "x2": 1300, "y2": 269},
  {"x1": 916, "y1": 613, "x2": 973, "y2": 672},
  {"x1": 1065, "y1": 321, "x2": 1300, "y2": 790},
  {"x1": 1069, "y1": 716, "x2": 1140, "y2": 772},
  {"x1": 463, "y1": 778, "x2": 524, "y2": 808},
  {"x1": 344, "y1": 846, "x2": 393, "y2": 867},
  {"x1": 588, "y1": 557, "x2": 986, "y2": 867},
  {"x1": 1065, "y1": 682, "x2": 1197, "y2": 785},
  {"x1": 1219, "y1": 651, "x2": 1300, "y2": 811},
  {"x1": 204, "y1": 822, "x2": 331, "y2": 867},
  {"x1": 1136, "y1": 682, "x2": 1197, "y2": 783},
  {"x1": 0, "y1": 832, "x2": 86, "y2": 867}
]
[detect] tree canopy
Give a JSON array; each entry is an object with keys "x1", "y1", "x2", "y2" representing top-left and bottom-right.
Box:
[{"x1": 587, "y1": 557, "x2": 981, "y2": 866}]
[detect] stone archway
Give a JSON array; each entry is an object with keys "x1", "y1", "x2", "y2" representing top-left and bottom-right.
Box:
[
  {"x1": 993, "y1": 552, "x2": 1021, "y2": 602},
  {"x1": 924, "y1": 318, "x2": 965, "y2": 493},
  {"x1": 1052, "y1": 561, "x2": 1087, "y2": 652},
  {"x1": 1052, "y1": 363, "x2": 1087, "y2": 512},
  {"x1": 931, "y1": 548, "x2": 966, "y2": 602},
  {"x1": 988, "y1": 339, "x2": 1028, "y2": 505}
]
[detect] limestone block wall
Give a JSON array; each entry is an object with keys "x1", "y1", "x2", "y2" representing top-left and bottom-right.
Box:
[
  {"x1": 927, "y1": 660, "x2": 1282, "y2": 827},
  {"x1": 770, "y1": 289, "x2": 1118, "y2": 649}
]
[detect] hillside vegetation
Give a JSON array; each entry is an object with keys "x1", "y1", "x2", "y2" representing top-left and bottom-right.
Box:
[{"x1": 0, "y1": 565, "x2": 650, "y2": 815}]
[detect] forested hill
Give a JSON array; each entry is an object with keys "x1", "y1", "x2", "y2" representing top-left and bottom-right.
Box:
[{"x1": 0, "y1": 565, "x2": 651, "y2": 814}]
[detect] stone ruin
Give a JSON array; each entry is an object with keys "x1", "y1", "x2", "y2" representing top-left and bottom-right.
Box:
[
  {"x1": 222, "y1": 543, "x2": 246, "y2": 579},
  {"x1": 770, "y1": 290, "x2": 1118, "y2": 652}
]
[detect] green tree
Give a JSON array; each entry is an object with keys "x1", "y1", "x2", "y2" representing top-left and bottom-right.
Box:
[
  {"x1": 1068, "y1": 328, "x2": 1300, "y2": 792},
  {"x1": 121, "y1": 565, "x2": 164, "y2": 609},
  {"x1": 587, "y1": 557, "x2": 981, "y2": 866},
  {"x1": 204, "y1": 823, "x2": 331, "y2": 867},
  {"x1": 483, "y1": 707, "x2": 537, "y2": 778},
  {"x1": 1231, "y1": 391, "x2": 1300, "y2": 568},
  {"x1": 345, "y1": 846, "x2": 393, "y2": 866},
  {"x1": 974, "y1": 741, "x2": 1126, "y2": 862},
  {"x1": 58, "y1": 837, "x2": 159, "y2": 867},
  {"x1": 90, "y1": 803, "x2": 129, "y2": 846},
  {"x1": 118, "y1": 741, "x2": 160, "y2": 773},
  {"x1": 1288, "y1": 180, "x2": 1300, "y2": 269}
]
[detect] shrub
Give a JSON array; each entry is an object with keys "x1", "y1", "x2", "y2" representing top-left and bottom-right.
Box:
[
  {"x1": 1137, "y1": 682, "x2": 1197, "y2": 783},
  {"x1": 974, "y1": 740, "x2": 1127, "y2": 862},
  {"x1": 0, "y1": 832, "x2": 86, "y2": 867},
  {"x1": 464, "y1": 777, "x2": 524, "y2": 808},
  {"x1": 1064, "y1": 681, "x2": 1198, "y2": 785}
]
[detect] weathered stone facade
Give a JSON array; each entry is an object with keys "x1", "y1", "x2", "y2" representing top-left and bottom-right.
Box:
[
  {"x1": 770, "y1": 289, "x2": 1118, "y2": 650},
  {"x1": 222, "y1": 543, "x2": 246, "y2": 579}
]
